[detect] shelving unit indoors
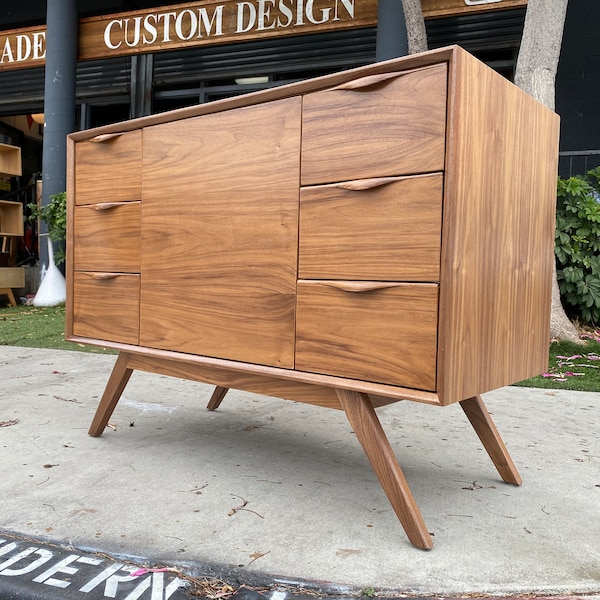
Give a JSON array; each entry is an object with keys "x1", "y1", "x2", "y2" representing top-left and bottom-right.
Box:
[{"x1": 0, "y1": 143, "x2": 24, "y2": 306}]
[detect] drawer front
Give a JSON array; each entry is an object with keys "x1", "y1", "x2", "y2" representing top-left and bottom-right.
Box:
[
  {"x1": 75, "y1": 131, "x2": 142, "y2": 205},
  {"x1": 74, "y1": 201, "x2": 140, "y2": 272},
  {"x1": 301, "y1": 64, "x2": 447, "y2": 185},
  {"x1": 299, "y1": 174, "x2": 443, "y2": 281},
  {"x1": 72, "y1": 272, "x2": 139, "y2": 345},
  {"x1": 295, "y1": 281, "x2": 438, "y2": 390}
]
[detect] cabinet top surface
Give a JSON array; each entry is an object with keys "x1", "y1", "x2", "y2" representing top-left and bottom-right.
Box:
[{"x1": 69, "y1": 45, "x2": 466, "y2": 142}]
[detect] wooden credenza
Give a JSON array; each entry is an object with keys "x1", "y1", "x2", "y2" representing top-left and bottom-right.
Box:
[{"x1": 66, "y1": 46, "x2": 560, "y2": 549}]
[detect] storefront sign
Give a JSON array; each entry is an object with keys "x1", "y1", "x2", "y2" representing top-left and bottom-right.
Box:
[
  {"x1": 0, "y1": 0, "x2": 527, "y2": 72},
  {"x1": 422, "y1": 0, "x2": 527, "y2": 18},
  {"x1": 78, "y1": 0, "x2": 375, "y2": 61},
  {"x1": 0, "y1": 25, "x2": 46, "y2": 71}
]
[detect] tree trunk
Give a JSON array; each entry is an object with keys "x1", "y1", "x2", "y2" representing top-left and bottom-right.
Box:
[
  {"x1": 514, "y1": 0, "x2": 579, "y2": 342},
  {"x1": 401, "y1": 0, "x2": 428, "y2": 54}
]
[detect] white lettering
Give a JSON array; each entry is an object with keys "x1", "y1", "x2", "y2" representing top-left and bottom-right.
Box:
[
  {"x1": 1, "y1": 38, "x2": 15, "y2": 63},
  {"x1": 199, "y1": 6, "x2": 224, "y2": 36},
  {"x1": 124, "y1": 16, "x2": 143, "y2": 47},
  {"x1": 0, "y1": 547, "x2": 53, "y2": 576},
  {"x1": 257, "y1": 0, "x2": 276, "y2": 30},
  {"x1": 104, "y1": 19, "x2": 123, "y2": 49},
  {"x1": 32, "y1": 31, "x2": 45, "y2": 59},
  {"x1": 175, "y1": 9, "x2": 198, "y2": 41},
  {"x1": 296, "y1": 0, "x2": 305, "y2": 25},
  {"x1": 236, "y1": 2, "x2": 257, "y2": 33},
  {"x1": 0, "y1": 542, "x2": 18, "y2": 557},
  {"x1": 334, "y1": 0, "x2": 354, "y2": 20},
  {"x1": 78, "y1": 562, "x2": 125, "y2": 592},
  {"x1": 32, "y1": 554, "x2": 102, "y2": 589},
  {"x1": 277, "y1": 0, "x2": 294, "y2": 26},
  {"x1": 143, "y1": 14, "x2": 158, "y2": 44},
  {"x1": 156, "y1": 12, "x2": 178, "y2": 42},
  {"x1": 306, "y1": 0, "x2": 331, "y2": 24},
  {"x1": 465, "y1": 0, "x2": 501, "y2": 4},
  {"x1": 16, "y1": 34, "x2": 31, "y2": 61}
]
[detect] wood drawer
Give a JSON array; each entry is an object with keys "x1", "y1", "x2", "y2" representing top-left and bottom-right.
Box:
[
  {"x1": 299, "y1": 174, "x2": 443, "y2": 281},
  {"x1": 72, "y1": 272, "x2": 139, "y2": 345},
  {"x1": 301, "y1": 64, "x2": 447, "y2": 185},
  {"x1": 295, "y1": 281, "x2": 438, "y2": 390},
  {"x1": 75, "y1": 130, "x2": 142, "y2": 205},
  {"x1": 74, "y1": 201, "x2": 140, "y2": 272}
]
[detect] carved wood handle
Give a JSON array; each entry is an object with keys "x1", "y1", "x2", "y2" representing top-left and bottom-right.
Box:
[
  {"x1": 91, "y1": 273, "x2": 120, "y2": 280},
  {"x1": 321, "y1": 281, "x2": 403, "y2": 293},
  {"x1": 331, "y1": 71, "x2": 404, "y2": 92},
  {"x1": 330, "y1": 177, "x2": 401, "y2": 191},
  {"x1": 89, "y1": 133, "x2": 123, "y2": 143},
  {"x1": 89, "y1": 202, "x2": 124, "y2": 210}
]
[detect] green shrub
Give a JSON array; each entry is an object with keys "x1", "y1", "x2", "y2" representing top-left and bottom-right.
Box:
[
  {"x1": 555, "y1": 167, "x2": 600, "y2": 325},
  {"x1": 28, "y1": 192, "x2": 67, "y2": 265}
]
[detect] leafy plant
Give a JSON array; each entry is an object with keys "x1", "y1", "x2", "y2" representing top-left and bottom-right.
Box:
[
  {"x1": 555, "y1": 167, "x2": 600, "y2": 325},
  {"x1": 28, "y1": 192, "x2": 67, "y2": 265}
]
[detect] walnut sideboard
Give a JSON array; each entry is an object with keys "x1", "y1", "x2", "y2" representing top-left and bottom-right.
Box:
[{"x1": 66, "y1": 45, "x2": 560, "y2": 549}]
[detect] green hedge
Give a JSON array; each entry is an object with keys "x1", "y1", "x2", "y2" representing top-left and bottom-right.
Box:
[{"x1": 555, "y1": 167, "x2": 600, "y2": 326}]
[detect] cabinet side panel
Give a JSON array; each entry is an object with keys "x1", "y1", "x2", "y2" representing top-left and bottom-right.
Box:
[
  {"x1": 66, "y1": 137, "x2": 76, "y2": 339},
  {"x1": 438, "y1": 49, "x2": 560, "y2": 403},
  {"x1": 140, "y1": 98, "x2": 301, "y2": 369}
]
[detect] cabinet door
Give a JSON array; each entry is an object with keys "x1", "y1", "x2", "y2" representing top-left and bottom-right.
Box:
[
  {"x1": 301, "y1": 64, "x2": 447, "y2": 185},
  {"x1": 295, "y1": 281, "x2": 438, "y2": 390},
  {"x1": 140, "y1": 98, "x2": 301, "y2": 368},
  {"x1": 299, "y1": 174, "x2": 443, "y2": 281}
]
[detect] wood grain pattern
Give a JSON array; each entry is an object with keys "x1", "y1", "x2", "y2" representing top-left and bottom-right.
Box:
[
  {"x1": 0, "y1": 268, "x2": 25, "y2": 287},
  {"x1": 0, "y1": 143, "x2": 22, "y2": 176},
  {"x1": 66, "y1": 338, "x2": 442, "y2": 404},
  {"x1": 74, "y1": 201, "x2": 141, "y2": 272},
  {"x1": 72, "y1": 272, "x2": 140, "y2": 345},
  {"x1": 68, "y1": 48, "x2": 457, "y2": 143},
  {"x1": 336, "y1": 388, "x2": 433, "y2": 550},
  {"x1": 140, "y1": 98, "x2": 300, "y2": 368},
  {"x1": 301, "y1": 64, "x2": 447, "y2": 185},
  {"x1": 296, "y1": 281, "x2": 439, "y2": 390},
  {"x1": 437, "y1": 47, "x2": 560, "y2": 404},
  {"x1": 299, "y1": 174, "x2": 443, "y2": 281},
  {"x1": 421, "y1": 0, "x2": 527, "y2": 18},
  {"x1": 0, "y1": 201, "x2": 24, "y2": 235},
  {"x1": 77, "y1": 0, "x2": 378, "y2": 62},
  {"x1": 75, "y1": 131, "x2": 142, "y2": 205},
  {"x1": 206, "y1": 386, "x2": 229, "y2": 410},
  {"x1": 88, "y1": 352, "x2": 134, "y2": 436},
  {"x1": 66, "y1": 138, "x2": 76, "y2": 340},
  {"x1": 459, "y1": 395, "x2": 522, "y2": 485}
]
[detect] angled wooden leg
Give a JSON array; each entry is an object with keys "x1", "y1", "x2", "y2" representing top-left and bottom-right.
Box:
[
  {"x1": 88, "y1": 352, "x2": 134, "y2": 437},
  {"x1": 460, "y1": 395, "x2": 522, "y2": 485},
  {"x1": 336, "y1": 388, "x2": 433, "y2": 550},
  {"x1": 206, "y1": 386, "x2": 229, "y2": 411},
  {"x1": 0, "y1": 288, "x2": 17, "y2": 306}
]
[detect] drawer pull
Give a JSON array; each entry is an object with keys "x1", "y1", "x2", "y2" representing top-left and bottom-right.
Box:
[
  {"x1": 91, "y1": 273, "x2": 121, "y2": 280},
  {"x1": 331, "y1": 177, "x2": 400, "y2": 191},
  {"x1": 332, "y1": 71, "x2": 404, "y2": 92},
  {"x1": 322, "y1": 282, "x2": 402, "y2": 293},
  {"x1": 90, "y1": 133, "x2": 123, "y2": 143},
  {"x1": 89, "y1": 202, "x2": 127, "y2": 211}
]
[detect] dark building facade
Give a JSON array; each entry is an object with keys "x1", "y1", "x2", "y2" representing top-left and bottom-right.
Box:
[{"x1": 0, "y1": 0, "x2": 596, "y2": 270}]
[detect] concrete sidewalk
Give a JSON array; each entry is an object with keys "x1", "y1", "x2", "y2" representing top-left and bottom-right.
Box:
[{"x1": 1, "y1": 346, "x2": 599, "y2": 598}]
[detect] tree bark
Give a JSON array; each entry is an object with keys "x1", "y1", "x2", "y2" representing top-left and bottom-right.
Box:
[
  {"x1": 401, "y1": 0, "x2": 428, "y2": 54},
  {"x1": 514, "y1": 0, "x2": 579, "y2": 342}
]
